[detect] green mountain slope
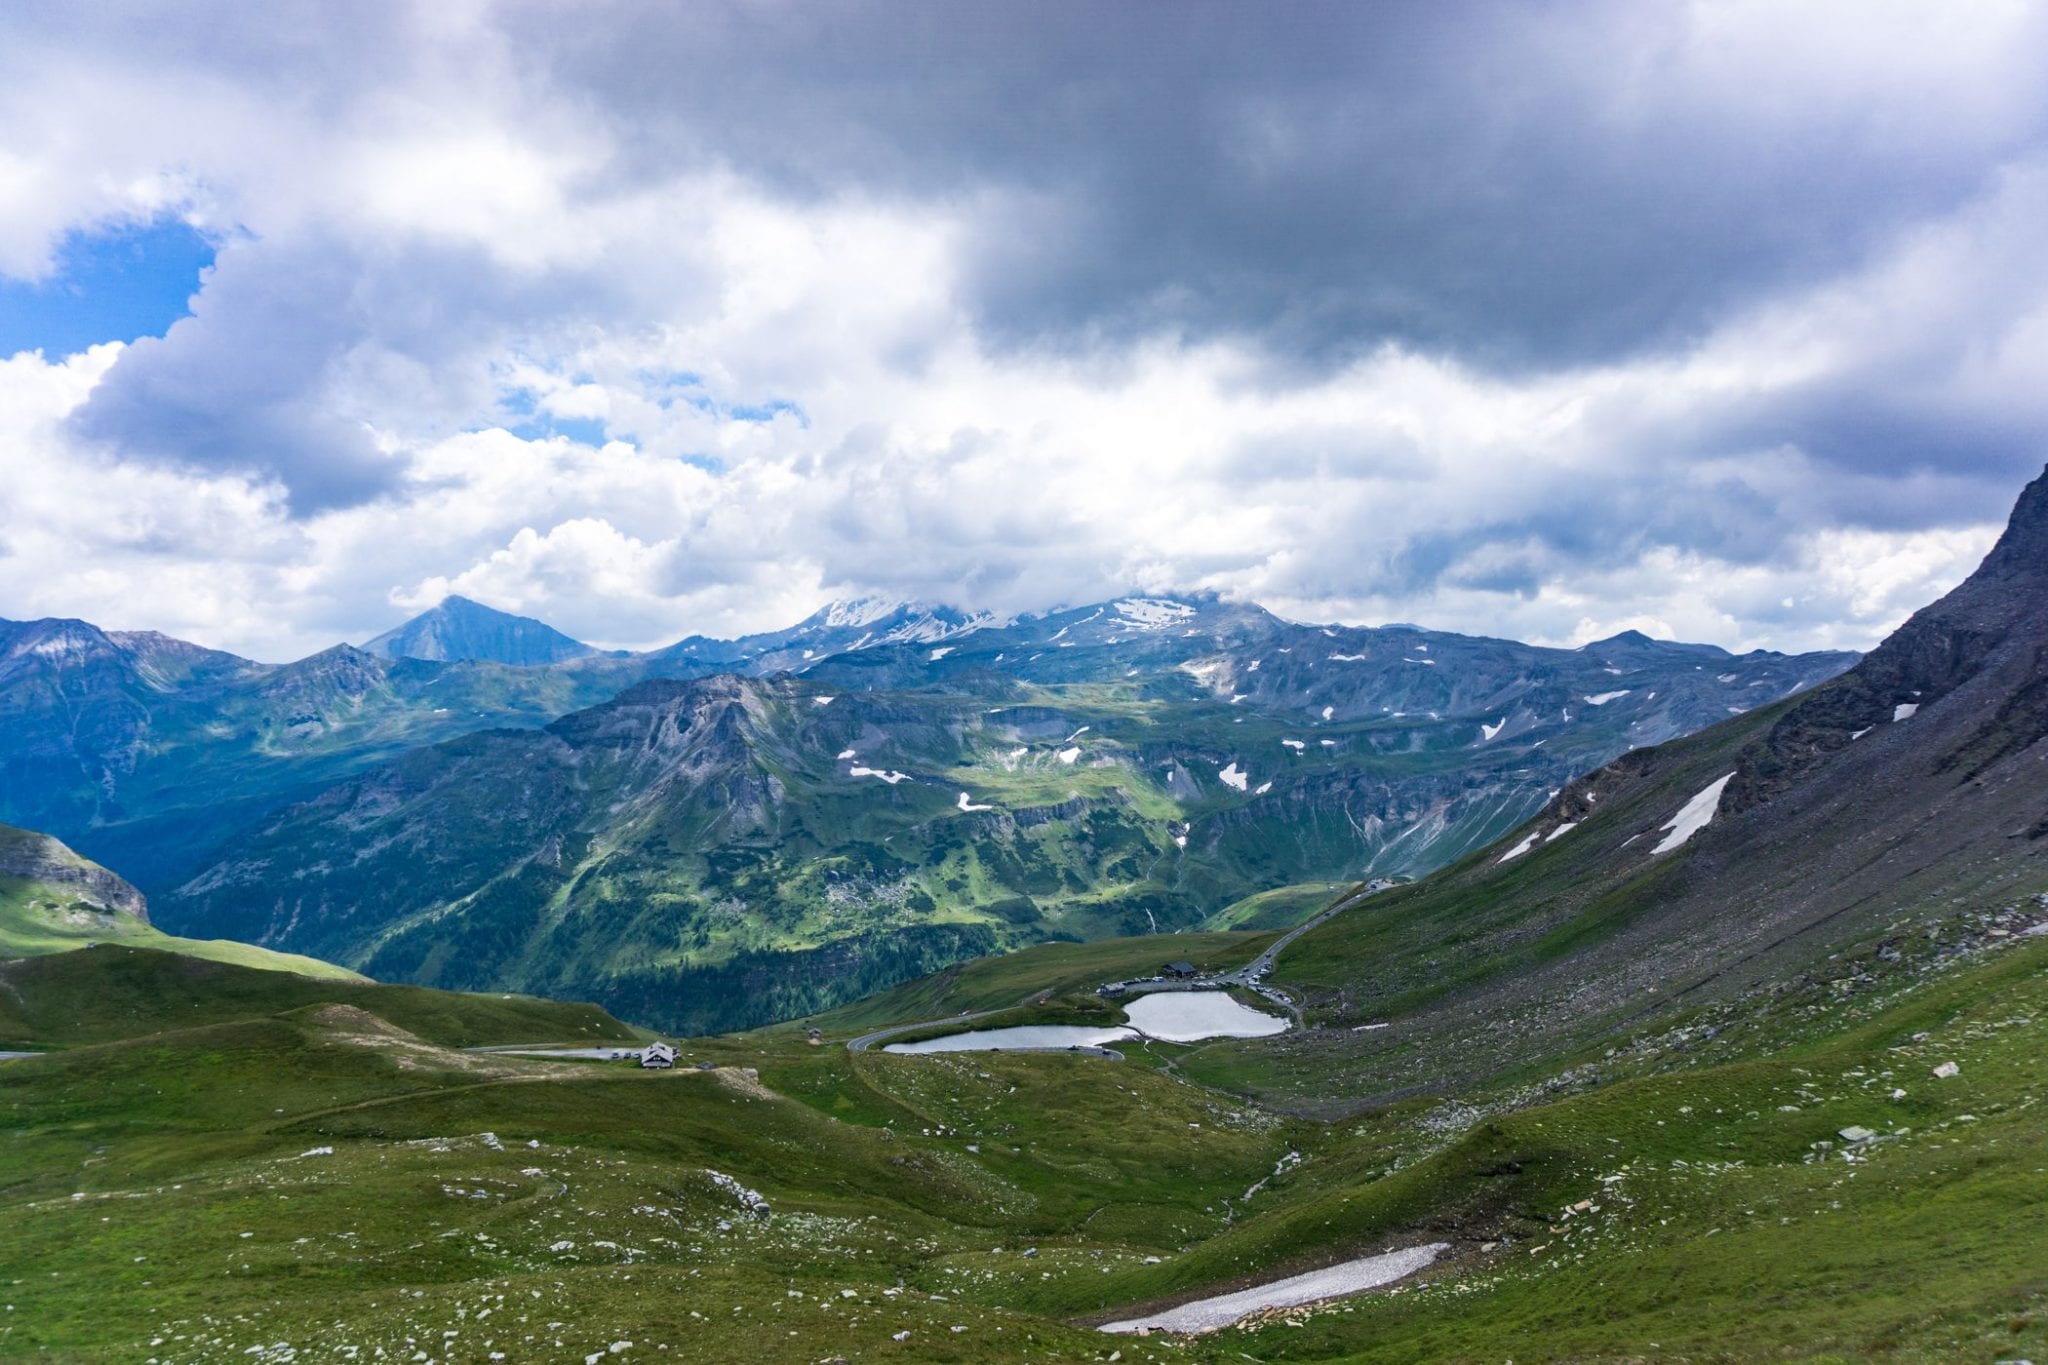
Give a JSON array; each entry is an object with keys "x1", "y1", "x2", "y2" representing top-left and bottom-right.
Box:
[
  {"x1": 0, "y1": 899, "x2": 2040, "y2": 1360},
  {"x1": 0, "y1": 943, "x2": 636, "y2": 1048},
  {"x1": 0, "y1": 821, "x2": 362, "y2": 982},
  {"x1": 0, "y1": 619, "x2": 657, "y2": 890},
  {"x1": 1205, "y1": 462, "x2": 2048, "y2": 1112}
]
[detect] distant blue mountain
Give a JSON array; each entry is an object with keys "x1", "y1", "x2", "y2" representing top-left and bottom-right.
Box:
[{"x1": 362, "y1": 595, "x2": 595, "y2": 665}]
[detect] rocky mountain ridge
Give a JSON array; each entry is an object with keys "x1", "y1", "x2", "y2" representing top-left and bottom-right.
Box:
[{"x1": 1247, "y1": 462, "x2": 2048, "y2": 1111}]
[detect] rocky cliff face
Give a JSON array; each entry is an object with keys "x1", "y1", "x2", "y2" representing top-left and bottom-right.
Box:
[
  {"x1": 1726, "y1": 464, "x2": 2048, "y2": 815},
  {"x1": 0, "y1": 822, "x2": 149, "y2": 920}
]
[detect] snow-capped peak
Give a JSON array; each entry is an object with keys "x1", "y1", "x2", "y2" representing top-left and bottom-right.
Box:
[
  {"x1": 799, "y1": 598, "x2": 1012, "y2": 650},
  {"x1": 1111, "y1": 597, "x2": 1199, "y2": 630},
  {"x1": 816, "y1": 597, "x2": 925, "y2": 630}
]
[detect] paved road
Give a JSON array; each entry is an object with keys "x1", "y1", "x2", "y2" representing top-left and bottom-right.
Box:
[
  {"x1": 1109, "y1": 884, "x2": 1368, "y2": 1022},
  {"x1": 845, "y1": 1007, "x2": 1016, "y2": 1053}
]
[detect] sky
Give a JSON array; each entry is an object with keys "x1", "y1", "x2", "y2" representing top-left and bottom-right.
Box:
[{"x1": 2, "y1": 1, "x2": 2046, "y2": 662}]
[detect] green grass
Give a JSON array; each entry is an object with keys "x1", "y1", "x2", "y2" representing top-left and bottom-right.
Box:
[
  {"x1": 807, "y1": 930, "x2": 1272, "y2": 1031},
  {"x1": 0, "y1": 944, "x2": 638, "y2": 1049},
  {"x1": 0, "y1": 873, "x2": 364, "y2": 981},
  {"x1": 1203, "y1": 881, "x2": 1347, "y2": 931},
  {"x1": 0, "y1": 906, "x2": 2042, "y2": 1361}
]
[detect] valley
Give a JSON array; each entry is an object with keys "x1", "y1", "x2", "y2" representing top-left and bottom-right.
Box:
[
  {"x1": 3, "y1": 591, "x2": 1854, "y2": 1033},
  {"x1": 3, "y1": 473, "x2": 2042, "y2": 1362}
]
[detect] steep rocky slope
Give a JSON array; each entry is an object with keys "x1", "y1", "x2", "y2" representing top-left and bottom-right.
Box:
[
  {"x1": 0, "y1": 820, "x2": 149, "y2": 919},
  {"x1": 1238, "y1": 464, "x2": 2048, "y2": 1112}
]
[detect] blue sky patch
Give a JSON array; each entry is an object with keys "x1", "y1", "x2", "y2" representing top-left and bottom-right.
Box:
[
  {"x1": 0, "y1": 218, "x2": 216, "y2": 358},
  {"x1": 508, "y1": 414, "x2": 612, "y2": 446}
]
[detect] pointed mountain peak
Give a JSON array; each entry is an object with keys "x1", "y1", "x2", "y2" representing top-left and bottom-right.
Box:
[
  {"x1": 1973, "y1": 462, "x2": 2048, "y2": 583},
  {"x1": 363, "y1": 596, "x2": 593, "y2": 665}
]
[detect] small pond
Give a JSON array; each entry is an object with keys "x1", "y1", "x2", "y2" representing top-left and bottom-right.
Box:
[
  {"x1": 885, "y1": 991, "x2": 1288, "y2": 1054},
  {"x1": 885, "y1": 1024, "x2": 1134, "y2": 1054},
  {"x1": 1122, "y1": 990, "x2": 1289, "y2": 1041}
]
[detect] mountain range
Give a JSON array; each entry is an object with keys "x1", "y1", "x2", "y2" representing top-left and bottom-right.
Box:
[{"x1": 63, "y1": 592, "x2": 1847, "y2": 1031}]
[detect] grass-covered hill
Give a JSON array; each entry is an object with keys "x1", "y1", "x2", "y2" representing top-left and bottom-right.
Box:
[
  {"x1": 0, "y1": 943, "x2": 637, "y2": 1049},
  {"x1": 0, "y1": 820, "x2": 361, "y2": 983},
  {"x1": 1, "y1": 888, "x2": 2041, "y2": 1360}
]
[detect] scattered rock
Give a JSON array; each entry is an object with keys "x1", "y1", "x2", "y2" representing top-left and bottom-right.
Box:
[{"x1": 1932, "y1": 1061, "x2": 1960, "y2": 1079}]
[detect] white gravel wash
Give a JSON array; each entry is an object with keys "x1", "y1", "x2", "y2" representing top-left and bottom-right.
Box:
[{"x1": 1099, "y1": 1242, "x2": 1451, "y2": 1334}]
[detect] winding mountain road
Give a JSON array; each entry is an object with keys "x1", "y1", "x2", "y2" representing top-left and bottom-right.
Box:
[{"x1": 845, "y1": 884, "x2": 1371, "y2": 1052}]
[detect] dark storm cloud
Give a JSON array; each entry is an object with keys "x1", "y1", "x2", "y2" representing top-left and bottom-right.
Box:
[{"x1": 506, "y1": 0, "x2": 2048, "y2": 371}]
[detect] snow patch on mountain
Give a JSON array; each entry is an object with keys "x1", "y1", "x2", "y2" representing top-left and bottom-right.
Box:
[
  {"x1": 1218, "y1": 762, "x2": 1249, "y2": 792},
  {"x1": 1652, "y1": 773, "x2": 1734, "y2": 855},
  {"x1": 1497, "y1": 831, "x2": 1541, "y2": 863},
  {"x1": 1583, "y1": 690, "x2": 1631, "y2": 705},
  {"x1": 1112, "y1": 598, "x2": 1197, "y2": 630},
  {"x1": 818, "y1": 597, "x2": 916, "y2": 630}
]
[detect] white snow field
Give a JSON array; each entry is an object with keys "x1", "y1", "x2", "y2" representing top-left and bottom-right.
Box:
[
  {"x1": 1100, "y1": 1243, "x2": 1451, "y2": 1334},
  {"x1": 1497, "y1": 830, "x2": 1542, "y2": 863},
  {"x1": 1652, "y1": 772, "x2": 1735, "y2": 854}
]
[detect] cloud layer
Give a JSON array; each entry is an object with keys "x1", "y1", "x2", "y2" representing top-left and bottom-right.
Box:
[{"x1": 2, "y1": 1, "x2": 2045, "y2": 659}]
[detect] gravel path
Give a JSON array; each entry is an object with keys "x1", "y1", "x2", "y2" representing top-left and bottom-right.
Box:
[{"x1": 1099, "y1": 1242, "x2": 1451, "y2": 1334}]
